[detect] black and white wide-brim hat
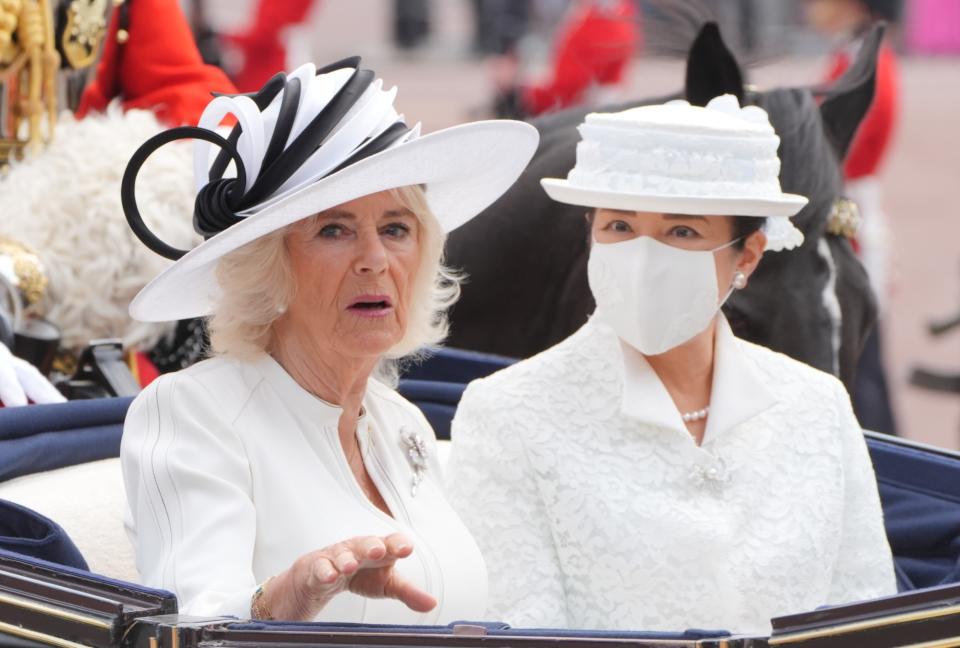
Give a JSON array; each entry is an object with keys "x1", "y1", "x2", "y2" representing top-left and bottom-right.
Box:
[{"x1": 122, "y1": 57, "x2": 538, "y2": 322}]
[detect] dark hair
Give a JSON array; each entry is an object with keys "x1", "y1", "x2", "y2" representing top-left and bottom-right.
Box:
[{"x1": 731, "y1": 216, "x2": 766, "y2": 249}]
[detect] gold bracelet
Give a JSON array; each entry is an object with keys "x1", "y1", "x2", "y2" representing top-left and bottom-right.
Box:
[{"x1": 250, "y1": 576, "x2": 276, "y2": 620}]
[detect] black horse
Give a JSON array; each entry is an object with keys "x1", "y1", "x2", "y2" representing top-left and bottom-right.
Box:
[{"x1": 444, "y1": 23, "x2": 882, "y2": 393}]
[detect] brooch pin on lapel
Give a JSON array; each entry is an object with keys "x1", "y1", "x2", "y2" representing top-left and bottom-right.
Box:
[
  {"x1": 400, "y1": 427, "x2": 428, "y2": 497},
  {"x1": 688, "y1": 456, "x2": 731, "y2": 492}
]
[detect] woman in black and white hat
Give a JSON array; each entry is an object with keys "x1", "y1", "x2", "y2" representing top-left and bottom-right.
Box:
[{"x1": 119, "y1": 58, "x2": 537, "y2": 623}]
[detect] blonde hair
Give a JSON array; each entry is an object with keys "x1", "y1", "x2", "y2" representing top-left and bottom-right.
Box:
[{"x1": 208, "y1": 186, "x2": 460, "y2": 364}]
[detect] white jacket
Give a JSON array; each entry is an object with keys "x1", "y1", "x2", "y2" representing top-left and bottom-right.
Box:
[
  {"x1": 446, "y1": 316, "x2": 896, "y2": 634},
  {"x1": 122, "y1": 353, "x2": 486, "y2": 622}
]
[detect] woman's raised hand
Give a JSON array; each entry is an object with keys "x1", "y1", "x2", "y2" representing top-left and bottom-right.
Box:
[{"x1": 262, "y1": 533, "x2": 437, "y2": 621}]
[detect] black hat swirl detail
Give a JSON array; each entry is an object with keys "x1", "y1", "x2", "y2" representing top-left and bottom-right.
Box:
[{"x1": 121, "y1": 57, "x2": 414, "y2": 260}]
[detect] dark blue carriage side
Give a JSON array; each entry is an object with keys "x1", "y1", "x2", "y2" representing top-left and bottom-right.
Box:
[{"x1": 867, "y1": 431, "x2": 960, "y2": 590}]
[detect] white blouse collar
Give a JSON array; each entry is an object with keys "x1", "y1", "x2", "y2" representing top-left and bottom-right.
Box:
[
  {"x1": 251, "y1": 353, "x2": 352, "y2": 428},
  {"x1": 616, "y1": 315, "x2": 778, "y2": 444}
]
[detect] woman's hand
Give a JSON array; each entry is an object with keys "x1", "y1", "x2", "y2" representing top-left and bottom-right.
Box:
[{"x1": 261, "y1": 533, "x2": 437, "y2": 621}]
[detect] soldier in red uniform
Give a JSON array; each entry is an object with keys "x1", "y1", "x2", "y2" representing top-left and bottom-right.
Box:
[
  {"x1": 523, "y1": 0, "x2": 638, "y2": 116},
  {"x1": 491, "y1": 0, "x2": 639, "y2": 119}
]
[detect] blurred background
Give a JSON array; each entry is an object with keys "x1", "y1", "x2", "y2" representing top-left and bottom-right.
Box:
[{"x1": 183, "y1": 0, "x2": 958, "y2": 449}]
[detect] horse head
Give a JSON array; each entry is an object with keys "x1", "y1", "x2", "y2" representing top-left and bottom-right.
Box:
[{"x1": 683, "y1": 21, "x2": 883, "y2": 383}]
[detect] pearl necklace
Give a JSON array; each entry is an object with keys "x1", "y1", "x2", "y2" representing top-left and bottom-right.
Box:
[{"x1": 681, "y1": 406, "x2": 710, "y2": 423}]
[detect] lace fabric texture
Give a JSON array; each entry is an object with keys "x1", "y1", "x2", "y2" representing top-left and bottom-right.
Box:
[{"x1": 445, "y1": 318, "x2": 896, "y2": 634}]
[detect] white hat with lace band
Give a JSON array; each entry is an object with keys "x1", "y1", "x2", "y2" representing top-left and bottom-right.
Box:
[
  {"x1": 122, "y1": 57, "x2": 538, "y2": 322},
  {"x1": 540, "y1": 94, "x2": 808, "y2": 251}
]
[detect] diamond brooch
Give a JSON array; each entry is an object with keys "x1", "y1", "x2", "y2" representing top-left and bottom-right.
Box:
[{"x1": 400, "y1": 427, "x2": 428, "y2": 497}]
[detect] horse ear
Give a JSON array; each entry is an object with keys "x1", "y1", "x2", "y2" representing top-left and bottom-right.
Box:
[
  {"x1": 685, "y1": 22, "x2": 744, "y2": 106},
  {"x1": 817, "y1": 23, "x2": 885, "y2": 161}
]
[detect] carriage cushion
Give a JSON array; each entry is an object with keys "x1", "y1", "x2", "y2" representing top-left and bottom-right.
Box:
[
  {"x1": 0, "y1": 458, "x2": 138, "y2": 581},
  {"x1": 0, "y1": 397, "x2": 132, "y2": 482},
  {"x1": 868, "y1": 435, "x2": 960, "y2": 590},
  {"x1": 0, "y1": 499, "x2": 88, "y2": 570}
]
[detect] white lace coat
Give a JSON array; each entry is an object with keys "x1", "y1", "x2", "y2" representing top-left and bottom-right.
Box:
[{"x1": 445, "y1": 316, "x2": 896, "y2": 634}]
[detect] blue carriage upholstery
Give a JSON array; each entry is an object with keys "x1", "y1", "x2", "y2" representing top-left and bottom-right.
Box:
[
  {"x1": 868, "y1": 433, "x2": 960, "y2": 590},
  {"x1": 397, "y1": 347, "x2": 515, "y2": 439},
  {"x1": 0, "y1": 396, "x2": 134, "y2": 482},
  {"x1": 397, "y1": 380, "x2": 465, "y2": 439},
  {"x1": 0, "y1": 498, "x2": 88, "y2": 570},
  {"x1": 401, "y1": 347, "x2": 515, "y2": 384}
]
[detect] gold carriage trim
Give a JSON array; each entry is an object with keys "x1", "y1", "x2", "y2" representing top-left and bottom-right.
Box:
[
  {"x1": 0, "y1": 590, "x2": 113, "y2": 629},
  {"x1": 0, "y1": 619, "x2": 91, "y2": 648}
]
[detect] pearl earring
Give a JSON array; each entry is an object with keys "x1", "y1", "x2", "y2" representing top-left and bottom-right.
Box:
[
  {"x1": 732, "y1": 271, "x2": 747, "y2": 290},
  {"x1": 276, "y1": 304, "x2": 287, "y2": 315}
]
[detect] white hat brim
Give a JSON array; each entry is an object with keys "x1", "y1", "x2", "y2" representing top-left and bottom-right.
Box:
[
  {"x1": 130, "y1": 120, "x2": 538, "y2": 322},
  {"x1": 540, "y1": 178, "x2": 808, "y2": 218}
]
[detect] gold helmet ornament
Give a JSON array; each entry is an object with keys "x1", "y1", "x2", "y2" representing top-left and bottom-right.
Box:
[{"x1": 0, "y1": 0, "x2": 124, "y2": 163}]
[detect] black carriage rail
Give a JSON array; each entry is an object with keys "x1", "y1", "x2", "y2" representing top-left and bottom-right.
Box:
[
  {"x1": 3, "y1": 548, "x2": 960, "y2": 648},
  {"x1": 769, "y1": 582, "x2": 960, "y2": 647},
  {"x1": 141, "y1": 620, "x2": 752, "y2": 648},
  {"x1": 0, "y1": 550, "x2": 175, "y2": 648}
]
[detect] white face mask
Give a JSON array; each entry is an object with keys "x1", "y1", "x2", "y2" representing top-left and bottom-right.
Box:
[{"x1": 587, "y1": 235, "x2": 740, "y2": 355}]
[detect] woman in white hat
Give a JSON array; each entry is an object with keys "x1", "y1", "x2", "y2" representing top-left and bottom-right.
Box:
[
  {"x1": 119, "y1": 58, "x2": 537, "y2": 623},
  {"x1": 445, "y1": 94, "x2": 896, "y2": 633}
]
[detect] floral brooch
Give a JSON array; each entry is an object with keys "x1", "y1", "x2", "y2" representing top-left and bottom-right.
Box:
[{"x1": 400, "y1": 427, "x2": 428, "y2": 497}]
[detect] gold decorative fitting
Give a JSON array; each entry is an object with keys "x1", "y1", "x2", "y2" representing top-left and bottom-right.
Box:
[
  {"x1": 62, "y1": 0, "x2": 109, "y2": 69},
  {"x1": 53, "y1": 350, "x2": 77, "y2": 377},
  {"x1": 0, "y1": 0, "x2": 60, "y2": 163},
  {"x1": 0, "y1": 237, "x2": 48, "y2": 307},
  {"x1": 826, "y1": 197, "x2": 862, "y2": 239},
  {"x1": 0, "y1": 1, "x2": 23, "y2": 53}
]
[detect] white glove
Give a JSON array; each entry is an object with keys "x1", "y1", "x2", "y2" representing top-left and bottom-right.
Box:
[{"x1": 0, "y1": 340, "x2": 66, "y2": 407}]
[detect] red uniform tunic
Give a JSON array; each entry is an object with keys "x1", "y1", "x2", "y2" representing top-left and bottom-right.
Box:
[
  {"x1": 222, "y1": 0, "x2": 317, "y2": 92},
  {"x1": 523, "y1": 0, "x2": 639, "y2": 116},
  {"x1": 77, "y1": 0, "x2": 236, "y2": 127},
  {"x1": 825, "y1": 40, "x2": 899, "y2": 180}
]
